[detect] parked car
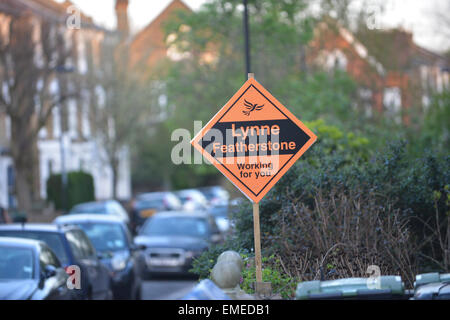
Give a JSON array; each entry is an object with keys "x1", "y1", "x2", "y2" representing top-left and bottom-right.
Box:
[
  {"x1": 134, "y1": 211, "x2": 222, "y2": 277},
  {"x1": 175, "y1": 189, "x2": 209, "y2": 211},
  {"x1": 68, "y1": 200, "x2": 130, "y2": 227},
  {"x1": 132, "y1": 192, "x2": 182, "y2": 232},
  {"x1": 207, "y1": 205, "x2": 231, "y2": 233},
  {"x1": 0, "y1": 237, "x2": 71, "y2": 300},
  {"x1": 199, "y1": 186, "x2": 230, "y2": 207},
  {"x1": 54, "y1": 214, "x2": 144, "y2": 300},
  {"x1": 0, "y1": 223, "x2": 112, "y2": 300}
]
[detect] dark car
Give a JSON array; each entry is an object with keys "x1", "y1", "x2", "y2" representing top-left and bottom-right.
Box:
[
  {"x1": 134, "y1": 211, "x2": 222, "y2": 277},
  {"x1": 69, "y1": 200, "x2": 130, "y2": 227},
  {"x1": 132, "y1": 192, "x2": 182, "y2": 232},
  {"x1": 54, "y1": 214, "x2": 144, "y2": 300},
  {"x1": 0, "y1": 237, "x2": 71, "y2": 300},
  {"x1": 0, "y1": 224, "x2": 112, "y2": 300}
]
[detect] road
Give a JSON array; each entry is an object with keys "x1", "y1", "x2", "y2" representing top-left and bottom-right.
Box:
[{"x1": 142, "y1": 275, "x2": 198, "y2": 300}]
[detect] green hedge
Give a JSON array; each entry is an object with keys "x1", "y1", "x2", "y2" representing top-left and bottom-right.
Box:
[{"x1": 47, "y1": 171, "x2": 95, "y2": 211}]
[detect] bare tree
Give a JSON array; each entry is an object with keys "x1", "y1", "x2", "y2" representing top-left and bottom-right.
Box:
[
  {"x1": 89, "y1": 37, "x2": 156, "y2": 199},
  {"x1": 0, "y1": 12, "x2": 73, "y2": 212}
]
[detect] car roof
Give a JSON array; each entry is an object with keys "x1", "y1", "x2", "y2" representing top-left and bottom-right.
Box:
[
  {"x1": 176, "y1": 189, "x2": 203, "y2": 193},
  {"x1": 0, "y1": 236, "x2": 43, "y2": 249},
  {"x1": 72, "y1": 200, "x2": 109, "y2": 208},
  {"x1": 152, "y1": 211, "x2": 210, "y2": 219},
  {"x1": 0, "y1": 223, "x2": 77, "y2": 233},
  {"x1": 54, "y1": 213, "x2": 124, "y2": 225},
  {"x1": 137, "y1": 192, "x2": 167, "y2": 198},
  {"x1": 137, "y1": 191, "x2": 174, "y2": 198}
]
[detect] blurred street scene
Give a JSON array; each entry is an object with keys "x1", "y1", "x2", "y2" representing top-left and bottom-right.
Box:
[{"x1": 0, "y1": 0, "x2": 448, "y2": 300}]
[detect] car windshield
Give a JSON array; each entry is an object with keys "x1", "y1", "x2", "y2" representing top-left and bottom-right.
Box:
[
  {"x1": 0, "y1": 246, "x2": 34, "y2": 280},
  {"x1": 76, "y1": 223, "x2": 128, "y2": 253},
  {"x1": 0, "y1": 231, "x2": 69, "y2": 266},
  {"x1": 70, "y1": 203, "x2": 107, "y2": 214},
  {"x1": 141, "y1": 216, "x2": 209, "y2": 238}
]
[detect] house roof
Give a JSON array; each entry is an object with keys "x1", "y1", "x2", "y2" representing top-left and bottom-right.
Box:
[
  {"x1": 131, "y1": 0, "x2": 191, "y2": 46},
  {"x1": 356, "y1": 28, "x2": 449, "y2": 71},
  {"x1": 312, "y1": 19, "x2": 385, "y2": 76},
  {"x1": 128, "y1": 0, "x2": 192, "y2": 67}
]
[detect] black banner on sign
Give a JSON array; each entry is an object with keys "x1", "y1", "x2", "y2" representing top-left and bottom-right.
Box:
[{"x1": 200, "y1": 119, "x2": 311, "y2": 158}]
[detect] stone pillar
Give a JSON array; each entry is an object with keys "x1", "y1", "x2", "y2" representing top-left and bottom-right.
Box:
[{"x1": 210, "y1": 251, "x2": 254, "y2": 300}]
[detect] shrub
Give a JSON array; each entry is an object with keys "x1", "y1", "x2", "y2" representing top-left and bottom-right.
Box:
[
  {"x1": 240, "y1": 254, "x2": 297, "y2": 299},
  {"x1": 189, "y1": 243, "x2": 245, "y2": 280},
  {"x1": 47, "y1": 171, "x2": 95, "y2": 211},
  {"x1": 272, "y1": 187, "x2": 418, "y2": 287},
  {"x1": 190, "y1": 247, "x2": 296, "y2": 299}
]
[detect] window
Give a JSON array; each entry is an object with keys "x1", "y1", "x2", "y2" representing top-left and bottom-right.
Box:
[
  {"x1": 383, "y1": 87, "x2": 402, "y2": 123},
  {"x1": 39, "y1": 245, "x2": 61, "y2": 269},
  {"x1": 0, "y1": 247, "x2": 34, "y2": 280},
  {"x1": 358, "y1": 88, "x2": 373, "y2": 117},
  {"x1": 66, "y1": 230, "x2": 95, "y2": 260},
  {"x1": 0, "y1": 231, "x2": 69, "y2": 266},
  {"x1": 76, "y1": 223, "x2": 128, "y2": 253},
  {"x1": 53, "y1": 107, "x2": 62, "y2": 138},
  {"x1": 76, "y1": 231, "x2": 96, "y2": 258},
  {"x1": 316, "y1": 49, "x2": 348, "y2": 72},
  {"x1": 68, "y1": 99, "x2": 78, "y2": 139}
]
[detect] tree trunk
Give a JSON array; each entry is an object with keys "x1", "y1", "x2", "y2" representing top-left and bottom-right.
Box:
[
  {"x1": 14, "y1": 165, "x2": 33, "y2": 213},
  {"x1": 10, "y1": 117, "x2": 40, "y2": 213}
]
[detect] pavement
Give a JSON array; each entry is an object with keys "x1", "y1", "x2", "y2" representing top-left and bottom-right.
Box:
[{"x1": 141, "y1": 275, "x2": 198, "y2": 300}]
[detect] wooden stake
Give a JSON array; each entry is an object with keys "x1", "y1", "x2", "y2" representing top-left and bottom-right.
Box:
[
  {"x1": 253, "y1": 201, "x2": 262, "y2": 283},
  {"x1": 247, "y1": 72, "x2": 267, "y2": 294}
]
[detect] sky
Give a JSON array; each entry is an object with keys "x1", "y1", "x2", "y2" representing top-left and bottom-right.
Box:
[{"x1": 57, "y1": 0, "x2": 450, "y2": 53}]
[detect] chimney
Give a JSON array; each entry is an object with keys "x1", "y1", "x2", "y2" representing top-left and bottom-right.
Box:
[{"x1": 115, "y1": 0, "x2": 129, "y2": 39}]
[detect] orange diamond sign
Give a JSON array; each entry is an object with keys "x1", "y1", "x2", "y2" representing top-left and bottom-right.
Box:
[{"x1": 191, "y1": 78, "x2": 317, "y2": 203}]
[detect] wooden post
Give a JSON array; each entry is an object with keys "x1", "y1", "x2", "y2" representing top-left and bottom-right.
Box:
[
  {"x1": 248, "y1": 72, "x2": 271, "y2": 296},
  {"x1": 253, "y1": 201, "x2": 262, "y2": 283},
  {"x1": 248, "y1": 72, "x2": 260, "y2": 282}
]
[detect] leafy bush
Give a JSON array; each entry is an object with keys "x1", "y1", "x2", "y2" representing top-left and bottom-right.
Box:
[
  {"x1": 189, "y1": 246, "x2": 296, "y2": 299},
  {"x1": 240, "y1": 254, "x2": 297, "y2": 299},
  {"x1": 229, "y1": 120, "x2": 449, "y2": 287},
  {"x1": 47, "y1": 171, "x2": 95, "y2": 211}
]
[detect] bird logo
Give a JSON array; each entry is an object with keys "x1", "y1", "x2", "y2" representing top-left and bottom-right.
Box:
[{"x1": 242, "y1": 99, "x2": 264, "y2": 116}]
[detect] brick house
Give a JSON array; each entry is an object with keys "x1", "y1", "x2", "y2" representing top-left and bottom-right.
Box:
[
  {"x1": 307, "y1": 20, "x2": 449, "y2": 122},
  {"x1": 0, "y1": 0, "x2": 131, "y2": 209},
  {"x1": 120, "y1": 1, "x2": 449, "y2": 124},
  {"x1": 128, "y1": 0, "x2": 192, "y2": 69}
]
